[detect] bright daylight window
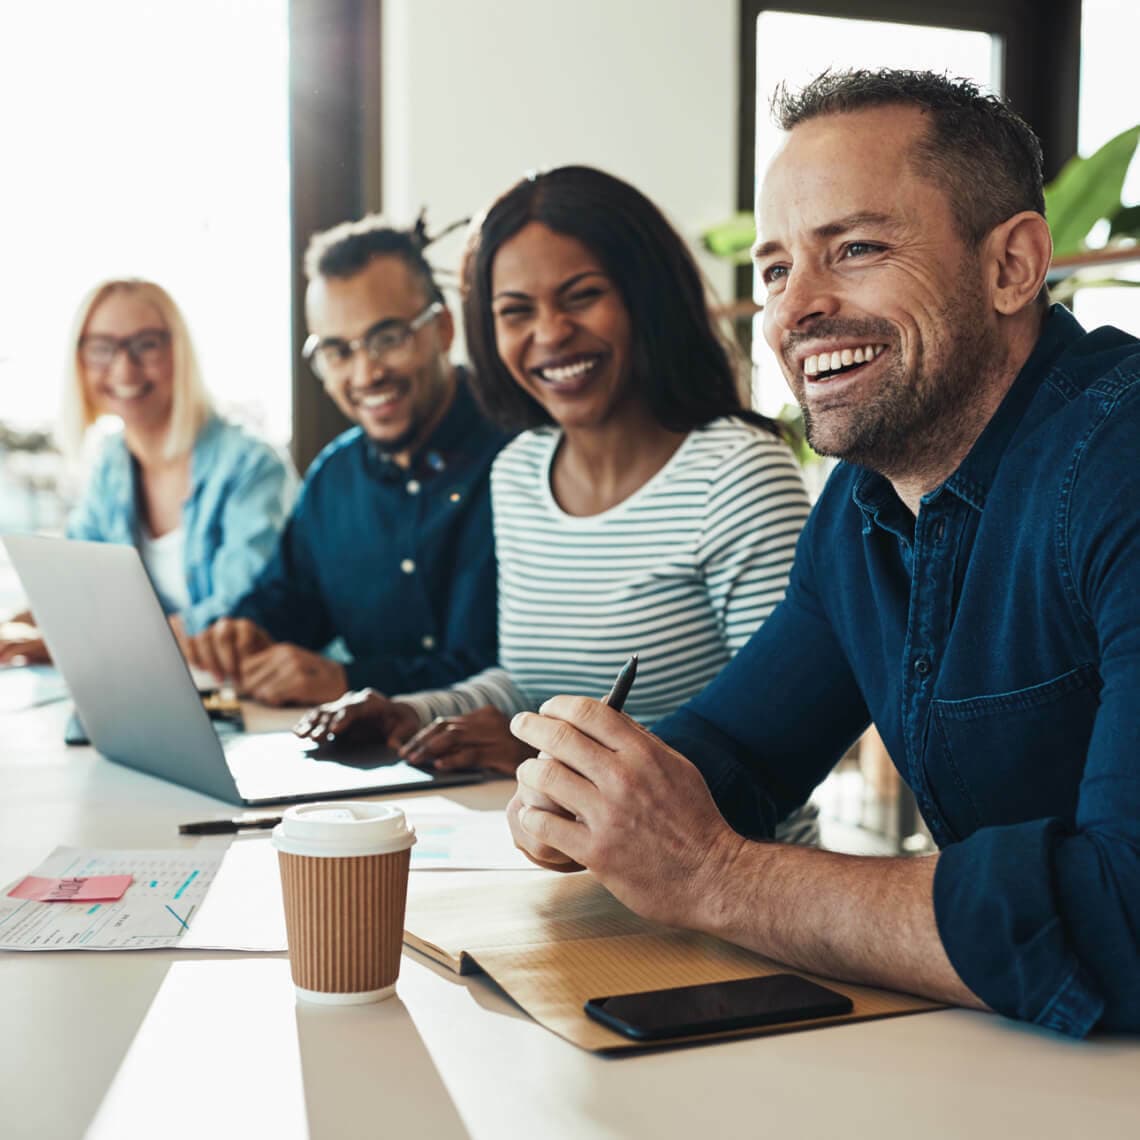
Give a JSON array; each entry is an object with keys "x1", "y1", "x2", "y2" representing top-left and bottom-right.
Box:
[
  {"x1": 0, "y1": 0, "x2": 291, "y2": 532},
  {"x1": 749, "y1": 11, "x2": 998, "y2": 420},
  {"x1": 1072, "y1": 0, "x2": 1140, "y2": 337}
]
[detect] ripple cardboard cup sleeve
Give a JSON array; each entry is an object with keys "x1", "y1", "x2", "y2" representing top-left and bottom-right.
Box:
[{"x1": 272, "y1": 802, "x2": 416, "y2": 1004}]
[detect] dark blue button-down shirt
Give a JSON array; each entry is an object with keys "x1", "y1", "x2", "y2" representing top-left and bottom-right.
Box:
[
  {"x1": 233, "y1": 371, "x2": 510, "y2": 692},
  {"x1": 656, "y1": 307, "x2": 1140, "y2": 1037}
]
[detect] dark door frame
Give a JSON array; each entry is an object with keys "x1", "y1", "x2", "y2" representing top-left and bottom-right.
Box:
[{"x1": 288, "y1": 0, "x2": 383, "y2": 474}]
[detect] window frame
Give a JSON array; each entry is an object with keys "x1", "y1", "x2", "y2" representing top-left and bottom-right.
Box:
[{"x1": 736, "y1": 0, "x2": 1082, "y2": 306}]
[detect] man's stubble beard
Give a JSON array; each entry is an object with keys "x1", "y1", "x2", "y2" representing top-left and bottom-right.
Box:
[
  {"x1": 800, "y1": 279, "x2": 999, "y2": 484},
  {"x1": 372, "y1": 352, "x2": 451, "y2": 458}
]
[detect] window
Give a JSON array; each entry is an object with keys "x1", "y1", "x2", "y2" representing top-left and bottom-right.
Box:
[
  {"x1": 0, "y1": 0, "x2": 292, "y2": 444},
  {"x1": 1071, "y1": 0, "x2": 1140, "y2": 337}
]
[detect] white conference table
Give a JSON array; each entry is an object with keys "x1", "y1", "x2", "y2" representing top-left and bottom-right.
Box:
[{"x1": 2, "y1": 698, "x2": 1139, "y2": 1140}]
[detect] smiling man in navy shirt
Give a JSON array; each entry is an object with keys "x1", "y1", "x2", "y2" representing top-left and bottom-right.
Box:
[
  {"x1": 188, "y1": 216, "x2": 509, "y2": 705},
  {"x1": 506, "y1": 70, "x2": 1140, "y2": 1036}
]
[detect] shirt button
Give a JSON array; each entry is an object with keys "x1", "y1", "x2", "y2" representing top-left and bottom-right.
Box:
[
  {"x1": 449, "y1": 491, "x2": 462, "y2": 503},
  {"x1": 934, "y1": 520, "x2": 946, "y2": 541},
  {"x1": 406, "y1": 479, "x2": 421, "y2": 495},
  {"x1": 421, "y1": 634, "x2": 436, "y2": 650},
  {"x1": 400, "y1": 559, "x2": 416, "y2": 575},
  {"x1": 915, "y1": 656, "x2": 932, "y2": 676}
]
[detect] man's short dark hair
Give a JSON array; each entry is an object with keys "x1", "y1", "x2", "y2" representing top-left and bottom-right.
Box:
[
  {"x1": 772, "y1": 69, "x2": 1046, "y2": 245},
  {"x1": 303, "y1": 213, "x2": 444, "y2": 303}
]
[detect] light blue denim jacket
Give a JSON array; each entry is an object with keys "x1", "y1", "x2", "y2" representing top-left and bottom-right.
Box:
[{"x1": 66, "y1": 414, "x2": 296, "y2": 634}]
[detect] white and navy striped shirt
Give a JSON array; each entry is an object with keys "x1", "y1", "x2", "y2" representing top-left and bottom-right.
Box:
[{"x1": 398, "y1": 417, "x2": 810, "y2": 726}]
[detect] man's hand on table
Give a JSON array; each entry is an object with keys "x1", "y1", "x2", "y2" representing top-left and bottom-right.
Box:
[
  {"x1": 507, "y1": 695, "x2": 987, "y2": 1011},
  {"x1": 237, "y1": 644, "x2": 347, "y2": 706},
  {"x1": 506, "y1": 695, "x2": 745, "y2": 927},
  {"x1": 187, "y1": 617, "x2": 346, "y2": 706}
]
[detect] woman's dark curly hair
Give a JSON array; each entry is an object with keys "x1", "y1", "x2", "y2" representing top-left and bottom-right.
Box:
[{"x1": 461, "y1": 165, "x2": 779, "y2": 436}]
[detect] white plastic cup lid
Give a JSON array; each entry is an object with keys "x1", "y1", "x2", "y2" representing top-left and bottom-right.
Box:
[{"x1": 272, "y1": 801, "x2": 416, "y2": 858}]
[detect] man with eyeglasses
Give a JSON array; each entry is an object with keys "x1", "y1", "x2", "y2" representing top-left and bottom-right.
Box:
[{"x1": 187, "y1": 215, "x2": 509, "y2": 706}]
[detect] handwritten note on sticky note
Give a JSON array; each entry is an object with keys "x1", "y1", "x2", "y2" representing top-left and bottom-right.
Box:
[{"x1": 8, "y1": 875, "x2": 134, "y2": 903}]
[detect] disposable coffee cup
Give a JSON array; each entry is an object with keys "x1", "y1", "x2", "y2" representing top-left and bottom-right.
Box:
[{"x1": 272, "y1": 802, "x2": 416, "y2": 1004}]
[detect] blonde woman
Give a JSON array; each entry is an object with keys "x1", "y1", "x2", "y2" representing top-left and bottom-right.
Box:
[{"x1": 0, "y1": 279, "x2": 294, "y2": 665}]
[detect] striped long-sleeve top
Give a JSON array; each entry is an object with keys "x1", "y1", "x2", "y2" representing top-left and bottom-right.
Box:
[{"x1": 396, "y1": 416, "x2": 811, "y2": 728}]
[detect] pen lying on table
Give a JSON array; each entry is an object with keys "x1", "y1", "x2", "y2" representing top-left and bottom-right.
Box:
[{"x1": 179, "y1": 813, "x2": 283, "y2": 835}]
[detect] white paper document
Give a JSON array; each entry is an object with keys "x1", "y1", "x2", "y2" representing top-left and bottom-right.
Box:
[
  {"x1": 408, "y1": 811, "x2": 539, "y2": 871},
  {"x1": 0, "y1": 847, "x2": 225, "y2": 950},
  {"x1": 0, "y1": 844, "x2": 289, "y2": 952},
  {"x1": 0, "y1": 807, "x2": 535, "y2": 953}
]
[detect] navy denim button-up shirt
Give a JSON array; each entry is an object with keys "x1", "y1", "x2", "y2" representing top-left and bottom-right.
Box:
[
  {"x1": 233, "y1": 371, "x2": 510, "y2": 692},
  {"x1": 656, "y1": 307, "x2": 1140, "y2": 1036}
]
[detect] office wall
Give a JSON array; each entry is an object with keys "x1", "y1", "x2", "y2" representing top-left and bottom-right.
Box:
[{"x1": 381, "y1": 0, "x2": 740, "y2": 324}]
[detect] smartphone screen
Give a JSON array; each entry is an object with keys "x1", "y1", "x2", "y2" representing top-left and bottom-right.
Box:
[{"x1": 584, "y1": 973, "x2": 854, "y2": 1041}]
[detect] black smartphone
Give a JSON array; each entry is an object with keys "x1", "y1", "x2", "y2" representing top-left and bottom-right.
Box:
[{"x1": 584, "y1": 973, "x2": 853, "y2": 1041}]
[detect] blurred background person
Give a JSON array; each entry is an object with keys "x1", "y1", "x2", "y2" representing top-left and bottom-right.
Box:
[{"x1": 0, "y1": 278, "x2": 294, "y2": 665}]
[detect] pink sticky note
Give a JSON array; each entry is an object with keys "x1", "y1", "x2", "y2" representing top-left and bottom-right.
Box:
[{"x1": 7, "y1": 875, "x2": 134, "y2": 902}]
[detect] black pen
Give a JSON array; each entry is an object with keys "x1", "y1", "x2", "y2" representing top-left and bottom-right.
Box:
[
  {"x1": 603, "y1": 653, "x2": 639, "y2": 712},
  {"x1": 178, "y1": 814, "x2": 283, "y2": 836}
]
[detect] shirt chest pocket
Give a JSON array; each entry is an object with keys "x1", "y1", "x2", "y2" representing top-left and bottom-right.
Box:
[{"x1": 925, "y1": 664, "x2": 1101, "y2": 838}]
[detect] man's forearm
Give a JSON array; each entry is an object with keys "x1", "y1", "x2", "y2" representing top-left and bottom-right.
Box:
[{"x1": 698, "y1": 839, "x2": 988, "y2": 1010}]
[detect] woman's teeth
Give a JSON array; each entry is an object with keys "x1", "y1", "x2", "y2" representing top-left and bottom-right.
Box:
[
  {"x1": 107, "y1": 384, "x2": 149, "y2": 400},
  {"x1": 803, "y1": 343, "x2": 885, "y2": 378},
  {"x1": 537, "y1": 357, "x2": 597, "y2": 383}
]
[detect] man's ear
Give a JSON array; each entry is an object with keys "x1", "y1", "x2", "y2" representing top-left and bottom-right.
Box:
[
  {"x1": 434, "y1": 303, "x2": 456, "y2": 354},
  {"x1": 984, "y1": 211, "x2": 1052, "y2": 315}
]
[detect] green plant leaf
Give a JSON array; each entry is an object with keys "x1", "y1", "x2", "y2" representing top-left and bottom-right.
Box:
[
  {"x1": 1108, "y1": 203, "x2": 1140, "y2": 241},
  {"x1": 1044, "y1": 124, "x2": 1140, "y2": 256},
  {"x1": 702, "y1": 213, "x2": 756, "y2": 261}
]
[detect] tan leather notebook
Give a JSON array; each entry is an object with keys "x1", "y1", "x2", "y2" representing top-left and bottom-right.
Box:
[{"x1": 404, "y1": 870, "x2": 941, "y2": 1053}]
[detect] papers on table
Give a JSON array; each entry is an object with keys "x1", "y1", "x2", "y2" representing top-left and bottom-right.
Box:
[
  {"x1": 0, "y1": 847, "x2": 226, "y2": 951},
  {"x1": 0, "y1": 806, "x2": 535, "y2": 953},
  {"x1": 408, "y1": 811, "x2": 538, "y2": 871}
]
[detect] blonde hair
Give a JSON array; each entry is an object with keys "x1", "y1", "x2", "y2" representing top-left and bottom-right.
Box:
[{"x1": 59, "y1": 279, "x2": 213, "y2": 460}]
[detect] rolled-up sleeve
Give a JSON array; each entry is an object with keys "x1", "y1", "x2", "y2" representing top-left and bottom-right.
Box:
[{"x1": 935, "y1": 390, "x2": 1140, "y2": 1036}]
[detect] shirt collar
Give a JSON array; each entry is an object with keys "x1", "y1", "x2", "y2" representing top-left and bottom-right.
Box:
[
  {"x1": 852, "y1": 305, "x2": 1085, "y2": 525},
  {"x1": 942, "y1": 305, "x2": 1083, "y2": 511}
]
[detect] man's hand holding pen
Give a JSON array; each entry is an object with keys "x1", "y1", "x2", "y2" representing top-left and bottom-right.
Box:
[
  {"x1": 506, "y1": 694, "x2": 744, "y2": 929},
  {"x1": 503, "y1": 653, "x2": 745, "y2": 925}
]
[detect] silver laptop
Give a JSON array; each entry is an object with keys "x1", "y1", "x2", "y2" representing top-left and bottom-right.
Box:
[{"x1": 4, "y1": 534, "x2": 485, "y2": 805}]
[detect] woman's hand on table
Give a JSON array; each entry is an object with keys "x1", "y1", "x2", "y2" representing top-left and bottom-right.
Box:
[
  {"x1": 398, "y1": 706, "x2": 535, "y2": 775},
  {"x1": 293, "y1": 688, "x2": 421, "y2": 750}
]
